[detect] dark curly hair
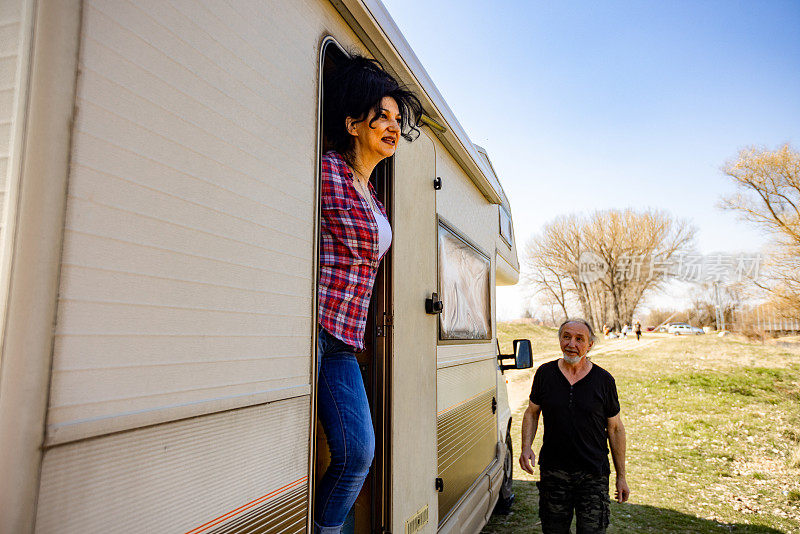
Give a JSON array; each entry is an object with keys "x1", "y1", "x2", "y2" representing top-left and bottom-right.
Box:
[{"x1": 323, "y1": 54, "x2": 423, "y2": 166}]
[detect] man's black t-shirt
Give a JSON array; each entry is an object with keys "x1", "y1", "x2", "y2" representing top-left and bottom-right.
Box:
[{"x1": 529, "y1": 359, "x2": 620, "y2": 474}]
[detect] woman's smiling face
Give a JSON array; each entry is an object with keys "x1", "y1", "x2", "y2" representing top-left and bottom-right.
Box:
[{"x1": 348, "y1": 96, "x2": 402, "y2": 163}]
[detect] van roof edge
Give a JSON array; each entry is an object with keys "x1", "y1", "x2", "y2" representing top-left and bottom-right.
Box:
[{"x1": 333, "y1": 0, "x2": 505, "y2": 205}]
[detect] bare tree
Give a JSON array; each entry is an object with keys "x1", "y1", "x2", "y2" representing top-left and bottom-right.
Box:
[
  {"x1": 647, "y1": 308, "x2": 680, "y2": 327},
  {"x1": 763, "y1": 250, "x2": 800, "y2": 316},
  {"x1": 720, "y1": 144, "x2": 800, "y2": 316},
  {"x1": 522, "y1": 215, "x2": 580, "y2": 323},
  {"x1": 586, "y1": 209, "x2": 694, "y2": 328},
  {"x1": 522, "y1": 209, "x2": 695, "y2": 329}
]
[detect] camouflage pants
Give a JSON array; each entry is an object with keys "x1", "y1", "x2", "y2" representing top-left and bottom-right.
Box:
[{"x1": 536, "y1": 469, "x2": 610, "y2": 534}]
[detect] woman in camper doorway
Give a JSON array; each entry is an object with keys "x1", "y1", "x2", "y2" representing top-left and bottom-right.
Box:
[{"x1": 316, "y1": 55, "x2": 422, "y2": 534}]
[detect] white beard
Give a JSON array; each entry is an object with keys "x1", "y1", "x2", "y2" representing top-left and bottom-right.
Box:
[{"x1": 563, "y1": 353, "x2": 582, "y2": 364}]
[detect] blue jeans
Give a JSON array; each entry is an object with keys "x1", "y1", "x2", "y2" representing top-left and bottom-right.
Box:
[{"x1": 315, "y1": 327, "x2": 375, "y2": 534}]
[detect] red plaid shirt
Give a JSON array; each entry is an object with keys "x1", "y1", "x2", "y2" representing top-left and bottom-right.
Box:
[{"x1": 318, "y1": 151, "x2": 390, "y2": 350}]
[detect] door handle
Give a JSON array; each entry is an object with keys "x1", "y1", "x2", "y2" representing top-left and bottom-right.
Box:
[{"x1": 425, "y1": 292, "x2": 444, "y2": 314}]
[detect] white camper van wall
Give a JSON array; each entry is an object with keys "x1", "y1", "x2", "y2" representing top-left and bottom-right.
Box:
[{"x1": 437, "y1": 223, "x2": 491, "y2": 340}]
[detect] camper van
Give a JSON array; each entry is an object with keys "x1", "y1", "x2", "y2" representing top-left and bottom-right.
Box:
[{"x1": 0, "y1": 1, "x2": 531, "y2": 533}]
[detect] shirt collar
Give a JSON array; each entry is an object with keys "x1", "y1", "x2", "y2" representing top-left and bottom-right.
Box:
[
  {"x1": 327, "y1": 150, "x2": 380, "y2": 198},
  {"x1": 326, "y1": 150, "x2": 353, "y2": 179}
]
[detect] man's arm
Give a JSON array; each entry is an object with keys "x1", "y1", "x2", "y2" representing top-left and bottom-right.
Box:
[
  {"x1": 607, "y1": 413, "x2": 629, "y2": 503},
  {"x1": 519, "y1": 401, "x2": 541, "y2": 474}
]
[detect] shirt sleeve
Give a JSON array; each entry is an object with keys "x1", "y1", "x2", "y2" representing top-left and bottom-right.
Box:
[
  {"x1": 604, "y1": 374, "x2": 621, "y2": 418},
  {"x1": 320, "y1": 155, "x2": 352, "y2": 211},
  {"x1": 529, "y1": 366, "x2": 543, "y2": 405}
]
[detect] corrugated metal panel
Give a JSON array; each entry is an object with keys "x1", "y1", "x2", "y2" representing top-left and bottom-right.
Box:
[
  {"x1": 207, "y1": 483, "x2": 307, "y2": 534},
  {"x1": 436, "y1": 388, "x2": 496, "y2": 523},
  {"x1": 36, "y1": 397, "x2": 309, "y2": 534},
  {"x1": 0, "y1": 0, "x2": 24, "y2": 258},
  {"x1": 436, "y1": 358, "x2": 495, "y2": 415},
  {"x1": 436, "y1": 360, "x2": 496, "y2": 522},
  {"x1": 46, "y1": 0, "x2": 338, "y2": 444},
  {"x1": 436, "y1": 343, "x2": 494, "y2": 369}
]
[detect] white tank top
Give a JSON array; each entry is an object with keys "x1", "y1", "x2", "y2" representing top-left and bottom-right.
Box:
[{"x1": 372, "y1": 204, "x2": 392, "y2": 258}]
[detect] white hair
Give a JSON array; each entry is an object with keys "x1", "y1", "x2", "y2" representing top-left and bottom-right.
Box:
[{"x1": 557, "y1": 318, "x2": 596, "y2": 343}]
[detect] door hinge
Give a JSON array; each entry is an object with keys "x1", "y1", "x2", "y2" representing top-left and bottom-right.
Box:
[
  {"x1": 435, "y1": 477, "x2": 444, "y2": 492},
  {"x1": 376, "y1": 313, "x2": 393, "y2": 337},
  {"x1": 492, "y1": 396, "x2": 497, "y2": 414},
  {"x1": 433, "y1": 176, "x2": 442, "y2": 190}
]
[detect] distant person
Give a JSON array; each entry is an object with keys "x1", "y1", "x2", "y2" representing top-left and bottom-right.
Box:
[
  {"x1": 519, "y1": 319, "x2": 629, "y2": 533},
  {"x1": 621, "y1": 323, "x2": 629, "y2": 339},
  {"x1": 602, "y1": 324, "x2": 611, "y2": 339},
  {"x1": 635, "y1": 321, "x2": 642, "y2": 341}
]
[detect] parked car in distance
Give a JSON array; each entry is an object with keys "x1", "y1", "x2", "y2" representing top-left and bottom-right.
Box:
[
  {"x1": 667, "y1": 324, "x2": 704, "y2": 335},
  {"x1": 657, "y1": 322, "x2": 689, "y2": 333}
]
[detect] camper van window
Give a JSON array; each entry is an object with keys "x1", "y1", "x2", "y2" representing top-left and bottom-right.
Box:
[
  {"x1": 499, "y1": 206, "x2": 513, "y2": 247},
  {"x1": 437, "y1": 223, "x2": 491, "y2": 340}
]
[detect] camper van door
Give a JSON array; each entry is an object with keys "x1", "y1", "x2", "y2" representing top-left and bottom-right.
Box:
[{"x1": 390, "y1": 132, "x2": 439, "y2": 534}]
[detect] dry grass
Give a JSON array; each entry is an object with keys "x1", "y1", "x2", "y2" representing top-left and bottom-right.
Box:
[
  {"x1": 484, "y1": 326, "x2": 800, "y2": 533},
  {"x1": 792, "y1": 447, "x2": 800, "y2": 469}
]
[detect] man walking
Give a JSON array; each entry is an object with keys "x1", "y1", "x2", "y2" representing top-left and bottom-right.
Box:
[{"x1": 519, "y1": 319, "x2": 629, "y2": 533}]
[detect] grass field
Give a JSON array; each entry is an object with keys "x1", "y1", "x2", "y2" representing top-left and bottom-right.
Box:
[{"x1": 484, "y1": 323, "x2": 800, "y2": 533}]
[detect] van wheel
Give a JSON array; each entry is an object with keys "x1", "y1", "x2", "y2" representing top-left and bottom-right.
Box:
[{"x1": 494, "y1": 431, "x2": 515, "y2": 514}]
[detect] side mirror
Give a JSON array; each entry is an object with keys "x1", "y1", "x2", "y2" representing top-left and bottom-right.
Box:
[
  {"x1": 498, "y1": 339, "x2": 533, "y2": 371},
  {"x1": 513, "y1": 339, "x2": 533, "y2": 369}
]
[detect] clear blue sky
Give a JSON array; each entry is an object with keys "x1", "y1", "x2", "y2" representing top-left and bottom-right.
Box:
[{"x1": 382, "y1": 0, "x2": 800, "y2": 317}]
